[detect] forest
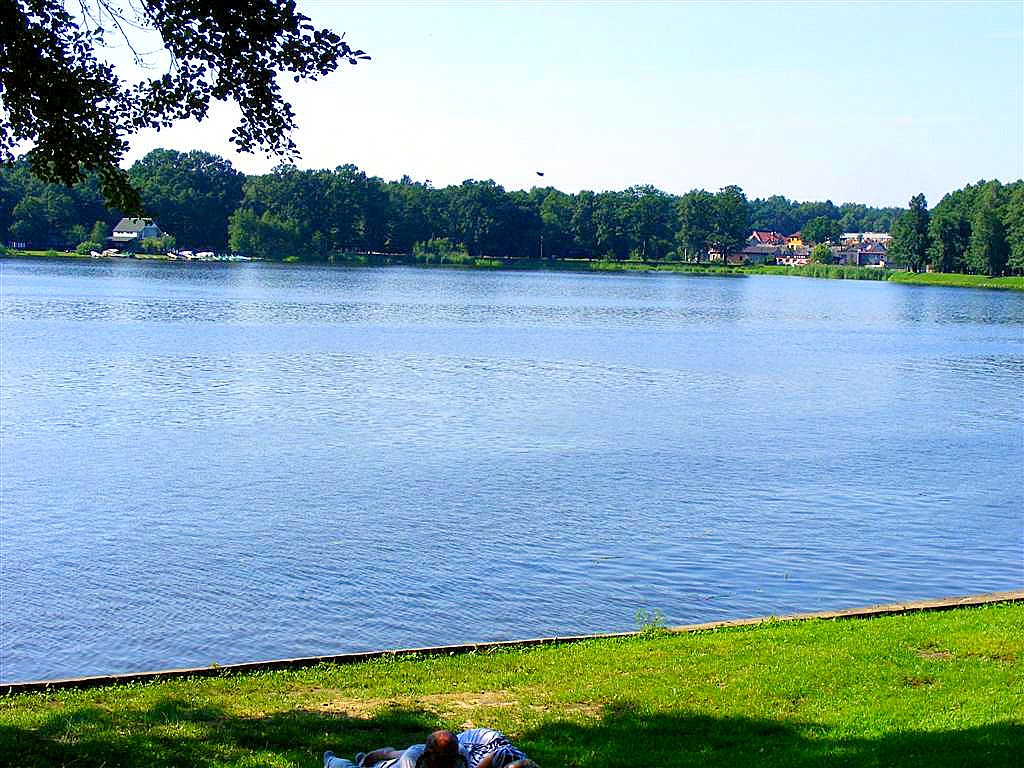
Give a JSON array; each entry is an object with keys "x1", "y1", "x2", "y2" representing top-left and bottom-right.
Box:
[{"x1": 1, "y1": 149, "x2": 1021, "y2": 275}]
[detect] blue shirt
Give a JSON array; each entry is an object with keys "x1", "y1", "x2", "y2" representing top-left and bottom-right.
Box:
[{"x1": 457, "y1": 729, "x2": 527, "y2": 768}]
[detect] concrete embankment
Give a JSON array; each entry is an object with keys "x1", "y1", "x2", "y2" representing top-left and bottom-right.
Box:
[{"x1": 4, "y1": 590, "x2": 1020, "y2": 695}]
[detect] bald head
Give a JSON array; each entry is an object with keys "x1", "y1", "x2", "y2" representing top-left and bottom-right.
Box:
[{"x1": 422, "y1": 730, "x2": 460, "y2": 768}]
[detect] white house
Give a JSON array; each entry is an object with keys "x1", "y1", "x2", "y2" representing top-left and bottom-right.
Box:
[{"x1": 110, "y1": 218, "x2": 162, "y2": 246}]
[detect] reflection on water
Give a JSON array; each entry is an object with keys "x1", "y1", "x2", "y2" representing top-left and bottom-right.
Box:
[{"x1": 2, "y1": 258, "x2": 1022, "y2": 682}]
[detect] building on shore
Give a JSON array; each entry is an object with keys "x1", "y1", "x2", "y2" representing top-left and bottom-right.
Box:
[
  {"x1": 841, "y1": 231, "x2": 893, "y2": 247},
  {"x1": 832, "y1": 241, "x2": 889, "y2": 267},
  {"x1": 735, "y1": 243, "x2": 785, "y2": 264},
  {"x1": 776, "y1": 246, "x2": 811, "y2": 266},
  {"x1": 110, "y1": 218, "x2": 163, "y2": 249},
  {"x1": 747, "y1": 230, "x2": 786, "y2": 247}
]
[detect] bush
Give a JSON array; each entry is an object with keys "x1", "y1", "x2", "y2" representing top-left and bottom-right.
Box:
[
  {"x1": 810, "y1": 243, "x2": 833, "y2": 264},
  {"x1": 140, "y1": 234, "x2": 176, "y2": 254},
  {"x1": 412, "y1": 237, "x2": 472, "y2": 265},
  {"x1": 335, "y1": 253, "x2": 369, "y2": 266},
  {"x1": 75, "y1": 240, "x2": 104, "y2": 255}
]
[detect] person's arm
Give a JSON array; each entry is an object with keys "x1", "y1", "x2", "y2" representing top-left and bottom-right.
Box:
[
  {"x1": 475, "y1": 755, "x2": 494, "y2": 768},
  {"x1": 362, "y1": 748, "x2": 401, "y2": 766}
]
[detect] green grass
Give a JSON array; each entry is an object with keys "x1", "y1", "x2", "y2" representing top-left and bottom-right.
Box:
[
  {"x1": 2, "y1": 603, "x2": 1021, "y2": 767},
  {"x1": 2, "y1": 248, "x2": 93, "y2": 260},
  {"x1": 461, "y1": 259, "x2": 1024, "y2": 290},
  {"x1": 587, "y1": 260, "x2": 745, "y2": 275},
  {"x1": 749, "y1": 263, "x2": 892, "y2": 281},
  {"x1": 887, "y1": 272, "x2": 1024, "y2": 290}
]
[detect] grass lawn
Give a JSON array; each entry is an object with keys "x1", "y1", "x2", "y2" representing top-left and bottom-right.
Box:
[
  {"x1": 1, "y1": 603, "x2": 1021, "y2": 767},
  {"x1": 887, "y1": 272, "x2": 1024, "y2": 290},
  {"x1": 3, "y1": 248, "x2": 93, "y2": 259}
]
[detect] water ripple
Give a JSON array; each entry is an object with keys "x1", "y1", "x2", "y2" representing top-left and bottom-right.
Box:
[{"x1": 1, "y1": 259, "x2": 1022, "y2": 682}]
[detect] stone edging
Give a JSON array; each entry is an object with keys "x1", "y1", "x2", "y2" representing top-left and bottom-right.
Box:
[{"x1": 3, "y1": 590, "x2": 1021, "y2": 695}]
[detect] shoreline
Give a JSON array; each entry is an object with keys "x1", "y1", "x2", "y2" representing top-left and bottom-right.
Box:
[
  {"x1": 4, "y1": 590, "x2": 1020, "y2": 695},
  {"x1": 4, "y1": 249, "x2": 1023, "y2": 290},
  {"x1": 3, "y1": 600, "x2": 1020, "y2": 767}
]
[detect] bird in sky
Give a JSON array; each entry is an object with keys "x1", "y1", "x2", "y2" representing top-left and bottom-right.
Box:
[{"x1": 536, "y1": 171, "x2": 544, "y2": 176}]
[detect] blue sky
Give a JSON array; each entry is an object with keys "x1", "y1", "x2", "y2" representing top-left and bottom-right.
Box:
[{"x1": 123, "y1": 1, "x2": 1023, "y2": 207}]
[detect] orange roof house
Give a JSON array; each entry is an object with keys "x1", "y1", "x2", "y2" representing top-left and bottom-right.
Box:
[{"x1": 748, "y1": 230, "x2": 785, "y2": 246}]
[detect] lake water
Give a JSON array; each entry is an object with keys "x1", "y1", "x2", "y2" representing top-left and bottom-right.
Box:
[{"x1": 2, "y1": 258, "x2": 1022, "y2": 683}]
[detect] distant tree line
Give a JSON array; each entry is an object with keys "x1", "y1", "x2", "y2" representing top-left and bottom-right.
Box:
[
  {"x1": 887, "y1": 181, "x2": 1024, "y2": 276},
  {"x1": 0, "y1": 150, "x2": 244, "y2": 252},
  {"x1": 2, "y1": 149, "x2": 1020, "y2": 274}
]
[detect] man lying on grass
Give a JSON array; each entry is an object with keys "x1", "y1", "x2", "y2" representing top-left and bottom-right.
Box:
[{"x1": 324, "y1": 728, "x2": 539, "y2": 768}]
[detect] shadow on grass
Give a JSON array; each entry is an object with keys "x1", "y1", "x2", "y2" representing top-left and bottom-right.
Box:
[
  {"x1": 1, "y1": 696, "x2": 1019, "y2": 767},
  {"x1": 520, "y1": 702, "x2": 1021, "y2": 767}
]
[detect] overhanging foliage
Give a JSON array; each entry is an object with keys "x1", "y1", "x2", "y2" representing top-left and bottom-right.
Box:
[{"x1": 0, "y1": 0, "x2": 368, "y2": 212}]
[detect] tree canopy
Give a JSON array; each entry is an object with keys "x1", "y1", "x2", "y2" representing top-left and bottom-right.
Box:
[
  {"x1": 968, "y1": 184, "x2": 1009, "y2": 277},
  {"x1": 130, "y1": 149, "x2": 244, "y2": 250},
  {"x1": 801, "y1": 216, "x2": 842, "y2": 245},
  {"x1": 0, "y1": 0, "x2": 368, "y2": 212},
  {"x1": 890, "y1": 194, "x2": 930, "y2": 272},
  {"x1": 924, "y1": 180, "x2": 1021, "y2": 276},
  {"x1": 809, "y1": 242, "x2": 833, "y2": 264},
  {"x1": 3, "y1": 147, "x2": 1019, "y2": 276}
]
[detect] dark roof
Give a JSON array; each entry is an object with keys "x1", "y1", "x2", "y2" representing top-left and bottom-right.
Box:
[{"x1": 113, "y1": 217, "x2": 157, "y2": 233}]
